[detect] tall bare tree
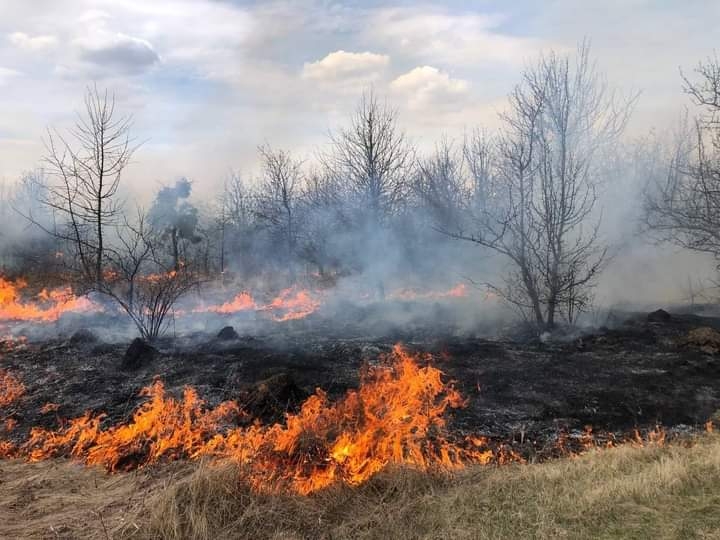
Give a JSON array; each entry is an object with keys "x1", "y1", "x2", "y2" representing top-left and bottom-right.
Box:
[
  {"x1": 415, "y1": 137, "x2": 467, "y2": 228},
  {"x1": 324, "y1": 90, "x2": 413, "y2": 225},
  {"x1": 37, "y1": 86, "x2": 136, "y2": 288},
  {"x1": 445, "y1": 44, "x2": 632, "y2": 329},
  {"x1": 256, "y1": 144, "x2": 303, "y2": 267},
  {"x1": 644, "y1": 54, "x2": 720, "y2": 258}
]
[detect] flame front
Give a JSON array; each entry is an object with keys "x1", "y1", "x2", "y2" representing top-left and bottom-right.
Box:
[
  {"x1": 2, "y1": 345, "x2": 493, "y2": 493},
  {"x1": 197, "y1": 286, "x2": 320, "y2": 322},
  {"x1": 389, "y1": 283, "x2": 469, "y2": 301},
  {"x1": 264, "y1": 287, "x2": 321, "y2": 322},
  {"x1": 0, "y1": 345, "x2": 677, "y2": 494},
  {"x1": 0, "y1": 276, "x2": 96, "y2": 322},
  {"x1": 202, "y1": 291, "x2": 257, "y2": 314}
]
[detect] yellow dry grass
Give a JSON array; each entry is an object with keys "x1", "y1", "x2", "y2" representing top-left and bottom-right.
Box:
[{"x1": 2, "y1": 434, "x2": 720, "y2": 539}]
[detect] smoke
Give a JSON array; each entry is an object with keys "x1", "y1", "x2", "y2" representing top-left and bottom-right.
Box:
[{"x1": 0, "y1": 48, "x2": 716, "y2": 342}]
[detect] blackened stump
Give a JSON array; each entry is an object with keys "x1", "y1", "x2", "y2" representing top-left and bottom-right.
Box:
[
  {"x1": 647, "y1": 309, "x2": 671, "y2": 323},
  {"x1": 217, "y1": 326, "x2": 240, "y2": 341},
  {"x1": 121, "y1": 338, "x2": 157, "y2": 370}
]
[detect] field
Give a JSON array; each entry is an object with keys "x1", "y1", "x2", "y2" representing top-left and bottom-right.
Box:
[
  {"x1": 2, "y1": 432, "x2": 719, "y2": 539},
  {"x1": 2, "y1": 306, "x2": 720, "y2": 538}
]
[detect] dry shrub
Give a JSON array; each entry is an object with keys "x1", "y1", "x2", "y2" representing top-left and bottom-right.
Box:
[{"x1": 684, "y1": 327, "x2": 720, "y2": 354}]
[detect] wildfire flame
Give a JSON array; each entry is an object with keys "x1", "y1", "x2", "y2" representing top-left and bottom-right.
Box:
[
  {"x1": 198, "y1": 286, "x2": 320, "y2": 322},
  {"x1": 0, "y1": 369, "x2": 25, "y2": 408},
  {"x1": 263, "y1": 287, "x2": 321, "y2": 322},
  {"x1": 389, "y1": 283, "x2": 469, "y2": 302},
  {"x1": 201, "y1": 291, "x2": 257, "y2": 314},
  {"x1": 0, "y1": 346, "x2": 681, "y2": 494},
  {"x1": 0, "y1": 276, "x2": 96, "y2": 322},
  {"x1": 1, "y1": 346, "x2": 494, "y2": 493}
]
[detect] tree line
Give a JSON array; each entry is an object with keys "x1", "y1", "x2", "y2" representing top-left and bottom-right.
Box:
[{"x1": 2, "y1": 44, "x2": 719, "y2": 339}]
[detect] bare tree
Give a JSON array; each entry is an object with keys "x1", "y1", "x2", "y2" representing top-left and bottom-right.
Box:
[
  {"x1": 324, "y1": 90, "x2": 413, "y2": 225},
  {"x1": 444, "y1": 44, "x2": 632, "y2": 329},
  {"x1": 256, "y1": 145, "x2": 303, "y2": 267},
  {"x1": 297, "y1": 168, "x2": 347, "y2": 278},
  {"x1": 415, "y1": 138, "x2": 467, "y2": 229},
  {"x1": 644, "y1": 54, "x2": 720, "y2": 258},
  {"x1": 36, "y1": 86, "x2": 136, "y2": 289},
  {"x1": 103, "y1": 211, "x2": 199, "y2": 341}
]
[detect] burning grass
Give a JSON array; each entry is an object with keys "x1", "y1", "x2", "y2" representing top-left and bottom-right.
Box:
[
  {"x1": 0, "y1": 369, "x2": 25, "y2": 409},
  {"x1": 193, "y1": 285, "x2": 321, "y2": 322},
  {"x1": 0, "y1": 343, "x2": 709, "y2": 494},
  {"x1": 0, "y1": 275, "x2": 97, "y2": 322},
  {"x1": 2, "y1": 432, "x2": 719, "y2": 539},
  {"x1": 1, "y1": 346, "x2": 504, "y2": 493}
]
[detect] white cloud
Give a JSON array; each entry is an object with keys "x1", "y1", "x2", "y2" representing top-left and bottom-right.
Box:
[
  {"x1": 368, "y1": 8, "x2": 542, "y2": 68},
  {"x1": 0, "y1": 67, "x2": 21, "y2": 86},
  {"x1": 302, "y1": 50, "x2": 389, "y2": 82},
  {"x1": 8, "y1": 32, "x2": 58, "y2": 51},
  {"x1": 73, "y1": 32, "x2": 160, "y2": 75},
  {"x1": 391, "y1": 66, "x2": 469, "y2": 110}
]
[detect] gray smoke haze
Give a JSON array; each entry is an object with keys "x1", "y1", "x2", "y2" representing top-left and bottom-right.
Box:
[{"x1": 0, "y1": 1, "x2": 718, "y2": 341}]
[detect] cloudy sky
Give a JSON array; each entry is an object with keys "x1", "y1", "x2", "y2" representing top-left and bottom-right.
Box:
[{"x1": 0, "y1": 0, "x2": 718, "y2": 197}]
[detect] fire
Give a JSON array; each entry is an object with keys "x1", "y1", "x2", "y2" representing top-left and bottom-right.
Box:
[
  {"x1": 198, "y1": 286, "x2": 320, "y2": 322},
  {"x1": 0, "y1": 346, "x2": 688, "y2": 495},
  {"x1": 0, "y1": 369, "x2": 24, "y2": 408},
  {"x1": 202, "y1": 291, "x2": 257, "y2": 314},
  {"x1": 263, "y1": 287, "x2": 321, "y2": 322},
  {"x1": 21, "y1": 381, "x2": 243, "y2": 470},
  {"x1": 0, "y1": 276, "x2": 96, "y2": 322},
  {"x1": 389, "y1": 283, "x2": 469, "y2": 301},
  {"x1": 2, "y1": 345, "x2": 494, "y2": 493}
]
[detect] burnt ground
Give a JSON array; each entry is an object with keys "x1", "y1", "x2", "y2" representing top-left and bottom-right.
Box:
[{"x1": 2, "y1": 306, "x2": 720, "y2": 457}]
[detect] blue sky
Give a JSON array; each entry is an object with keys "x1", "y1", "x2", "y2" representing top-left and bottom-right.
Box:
[{"x1": 0, "y1": 0, "x2": 718, "y2": 197}]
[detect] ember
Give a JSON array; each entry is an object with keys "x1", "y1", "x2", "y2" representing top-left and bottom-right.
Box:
[{"x1": 0, "y1": 369, "x2": 24, "y2": 408}]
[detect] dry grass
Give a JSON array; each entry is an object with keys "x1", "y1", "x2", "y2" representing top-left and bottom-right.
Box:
[
  {"x1": 3, "y1": 435, "x2": 720, "y2": 539},
  {"x1": 0, "y1": 459, "x2": 189, "y2": 539}
]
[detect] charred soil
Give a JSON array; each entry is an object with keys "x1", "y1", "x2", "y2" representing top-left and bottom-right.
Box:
[{"x1": 2, "y1": 309, "x2": 719, "y2": 455}]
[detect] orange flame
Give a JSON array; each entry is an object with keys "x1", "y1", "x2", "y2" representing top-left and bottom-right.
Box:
[
  {"x1": 4, "y1": 346, "x2": 494, "y2": 493},
  {"x1": 202, "y1": 291, "x2": 257, "y2": 314},
  {"x1": 389, "y1": 283, "x2": 468, "y2": 301},
  {"x1": 264, "y1": 287, "x2": 321, "y2": 322},
  {"x1": 0, "y1": 276, "x2": 96, "y2": 322},
  {"x1": 0, "y1": 347, "x2": 682, "y2": 495},
  {"x1": 0, "y1": 370, "x2": 25, "y2": 408},
  {"x1": 198, "y1": 286, "x2": 320, "y2": 322}
]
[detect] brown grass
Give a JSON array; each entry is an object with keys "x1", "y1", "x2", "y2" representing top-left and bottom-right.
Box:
[{"x1": 2, "y1": 435, "x2": 720, "y2": 539}]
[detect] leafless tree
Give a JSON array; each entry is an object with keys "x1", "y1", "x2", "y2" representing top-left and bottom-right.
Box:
[
  {"x1": 415, "y1": 138, "x2": 467, "y2": 228},
  {"x1": 256, "y1": 144, "x2": 303, "y2": 266},
  {"x1": 463, "y1": 128, "x2": 498, "y2": 213},
  {"x1": 297, "y1": 168, "x2": 348, "y2": 277},
  {"x1": 102, "y1": 211, "x2": 199, "y2": 341},
  {"x1": 324, "y1": 90, "x2": 414, "y2": 225},
  {"x1": 443, "y1": 44, "x2": 632, "y2": 329},
  {"x1": 644, "y1": 54, "x2": 720, "y2": 259},
  {"x1": 34, "y1": 85, "x2": 137, "y2": 289}
]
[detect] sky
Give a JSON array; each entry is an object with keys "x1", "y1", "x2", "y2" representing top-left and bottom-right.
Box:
[{"x1": 0, "y1": 0, "x2": 718, "y2": 199}]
